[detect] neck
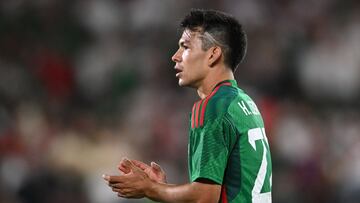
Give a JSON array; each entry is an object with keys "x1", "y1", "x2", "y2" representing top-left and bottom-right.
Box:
[{"x1": 196, "y1": 68, "x2": 234, "y2": 99}]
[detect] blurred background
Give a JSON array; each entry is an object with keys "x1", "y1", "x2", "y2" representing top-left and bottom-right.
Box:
[{"x1": 0, "y1": 0, "x2": 359, "y2": 202}]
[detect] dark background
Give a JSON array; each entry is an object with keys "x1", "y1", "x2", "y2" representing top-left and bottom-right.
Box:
[{"x1": 0, "y1": 0, "x2": 359, "y2": 202}]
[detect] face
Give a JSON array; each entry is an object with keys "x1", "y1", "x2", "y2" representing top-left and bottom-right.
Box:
[{"x1": 171, "y1": 30, "x2": 209, "y2": 88}]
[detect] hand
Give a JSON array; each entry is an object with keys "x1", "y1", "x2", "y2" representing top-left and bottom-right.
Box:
[
  {"x1": 118, "y1": 159, "x2": 167, "y2": 183},
  {"x1": 103, "y1": 158, "x2": 152, "y2": 199}
]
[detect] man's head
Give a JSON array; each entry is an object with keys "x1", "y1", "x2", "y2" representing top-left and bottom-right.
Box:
[
  {"x1": 172, "y1": 9, "x2": 247, "y2": 87},
  {"x1": 180, "y1": 9, "x2": 247, "y2": 71}
]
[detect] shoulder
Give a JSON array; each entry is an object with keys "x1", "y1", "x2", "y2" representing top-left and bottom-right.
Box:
[
  {"x1": 191, "y1": 85, "x2": 239, "y2": 128},
  {"x1": 206, "y1": 85, "x2": 239, "y2": 117}
]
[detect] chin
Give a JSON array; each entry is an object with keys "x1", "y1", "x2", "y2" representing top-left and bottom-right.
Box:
[
  {"x1": 178, "y1": 78, "x2": 190, "y2": 87},
  {"x1": 178, "y1": 79, "x2": 196, "y2": 88},
  {"x1": 178, "y1": 80, "x2": 186, "y2": 87}
]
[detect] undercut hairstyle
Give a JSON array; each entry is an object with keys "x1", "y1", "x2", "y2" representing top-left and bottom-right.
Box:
[{"x1": 180, "y1": 9, "x2": 247, "y2": 72}]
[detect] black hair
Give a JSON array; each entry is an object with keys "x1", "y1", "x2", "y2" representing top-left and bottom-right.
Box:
[{"x1": 180, "y1": 9, "x2": 247, "y2": 72}]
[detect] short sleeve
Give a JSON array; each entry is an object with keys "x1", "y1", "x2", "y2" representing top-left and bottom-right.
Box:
[{"x1": 189, "y1": 116, "x2": 234, "y2": 184}]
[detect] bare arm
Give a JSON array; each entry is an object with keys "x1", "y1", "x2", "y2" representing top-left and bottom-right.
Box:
[
  {"x1": 146, "y1": 180, "x2": 221, "y2": 203},
  {"x1": 104, "y1": 159, "x2": 221, "y2": 203}
]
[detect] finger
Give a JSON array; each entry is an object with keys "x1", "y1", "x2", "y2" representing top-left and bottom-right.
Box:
[
  {"x1": 111, "y1": 184, "x2": 128, "y2": 193},
  {"x1": 132, "y1": 160, "x2": 150, "y2": 171},
  {"x1": 108, "y1": 182, "x2": 123, "y2": 189},
  {"x1": 102, "y1": 174, "x2": 110, "y2": 181},
  {"x1": 112, "y1": 187, "x2": 121, "y2": 193},
  {"x1": 117, "y1": 189, "x2": 135, "y2": 199},
  {"x1": 121, "y1": 157, "x2": 139, "y2": 171},
  {"x1": 118, "y1": 192, "x2": 126, "y2": 198},
  {"x1": 117, "y1": 188, "x2": 130, "y2": 197},
  {"x1": 102, "y1": 174, "x2": 125, "y2": 184},
  {"x1": 151, "y1": 161, "x2": 162, "y2": 172},
  {"x1": 118, "y1": 164, "x2": 131, "y2": 174},
  {"x1": 118, "y1": 158, "x2": 132, "y2": 174}
]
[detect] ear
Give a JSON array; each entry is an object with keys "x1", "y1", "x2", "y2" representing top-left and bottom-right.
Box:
[{"x1": 208, "y1": 46, "x2": 222, "y2": 67}]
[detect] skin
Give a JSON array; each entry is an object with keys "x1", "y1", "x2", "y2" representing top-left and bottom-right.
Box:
[
  {"x1": 173, "y1": 29, "x2": 234, "y2": 99},
  {"x1": 104, "y1": 158, "x2": 221, "y2": 203},
  {"x1": 103, "y1": 28, "x2": 235, "y2": 202}
]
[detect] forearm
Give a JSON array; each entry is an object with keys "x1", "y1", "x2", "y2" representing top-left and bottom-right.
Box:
[
  {"x1": 145, "y1": 181, "x2": 220, "y2": 203},
  {"x1": 146, "y1": 182, "x2": 193, "y2": 203}
]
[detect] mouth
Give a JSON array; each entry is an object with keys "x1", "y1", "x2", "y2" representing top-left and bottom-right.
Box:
[{"x1": 175, "y1": 66, "x2": 183, "y2": 78}]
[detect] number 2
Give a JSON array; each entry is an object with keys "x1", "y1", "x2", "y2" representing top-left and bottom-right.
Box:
[{"x1": 248, "y1": 128, "x2": 272, "y2": 203}]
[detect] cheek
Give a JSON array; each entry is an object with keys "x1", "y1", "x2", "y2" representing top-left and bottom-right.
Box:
[
  {"x1": 182, "y1": 51, "x2": 190, "y2": 62},
  {"x1": 183, "y1": 51, "x2": 201, "y2": 67}
]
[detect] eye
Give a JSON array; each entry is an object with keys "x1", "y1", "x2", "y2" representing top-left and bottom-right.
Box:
[{"x1": 179, "y1": 42, "x2": 189, "y2": 50}]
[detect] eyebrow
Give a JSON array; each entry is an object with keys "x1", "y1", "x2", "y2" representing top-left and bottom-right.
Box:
[{"x1": 179, "y1": 39, "x2": 190, "y2": 47}]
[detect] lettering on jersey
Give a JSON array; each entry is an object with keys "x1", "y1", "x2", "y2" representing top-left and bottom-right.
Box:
[
  {"x1": 238, "y1": 101, "x2": 251, "y2": 116},
  {"x1": 238, "y1": 100, "x2": 260, "y2": 116},
  {"x1": 248, "y1": 101, "x2": 260, "y2": 115}
]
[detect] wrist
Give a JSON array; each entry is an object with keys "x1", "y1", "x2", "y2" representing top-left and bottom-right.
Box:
[
  {"x1": 145, "y1": 179, "x2": 156, "y2": 199},
  {"x1": 145, "y1": 180, "x2": 165, "y2": 202}
]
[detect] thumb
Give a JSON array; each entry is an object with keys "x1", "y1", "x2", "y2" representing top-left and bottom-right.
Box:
[{"x1": 151, "y1": 161, "x2": 162, "y2": 171}]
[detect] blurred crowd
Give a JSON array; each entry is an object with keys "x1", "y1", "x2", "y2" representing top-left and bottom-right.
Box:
[{"x1": 0, "y1": 0, "x2": 359, "y2": 203}]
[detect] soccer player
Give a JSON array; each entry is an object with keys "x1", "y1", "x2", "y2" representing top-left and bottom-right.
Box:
[{"x1": 103, "y1": 9, "x2": 272, "y2": 203}]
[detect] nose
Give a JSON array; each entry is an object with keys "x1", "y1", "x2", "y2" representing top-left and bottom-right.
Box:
[{"x1": 171, "y1": 49, "x2": 181, "y2": 63}]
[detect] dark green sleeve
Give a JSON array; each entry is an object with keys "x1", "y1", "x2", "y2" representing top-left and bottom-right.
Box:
[{"x1": 189, "y1": 115, "x2": 236, "y2": 184}]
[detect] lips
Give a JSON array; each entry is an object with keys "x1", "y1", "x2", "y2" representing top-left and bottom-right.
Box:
[{"x1": 175, "y1": 66, "x2": 183, "y2": 78}]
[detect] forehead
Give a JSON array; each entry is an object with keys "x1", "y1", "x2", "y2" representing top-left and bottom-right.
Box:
[{"x1": 179, "y1": 29, "x2": 201, "y2": 43}]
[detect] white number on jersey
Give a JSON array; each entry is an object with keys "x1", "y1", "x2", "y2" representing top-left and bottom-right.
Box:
[{"x1": 248, "y1": 128, "x2": 272, "y2": 203}]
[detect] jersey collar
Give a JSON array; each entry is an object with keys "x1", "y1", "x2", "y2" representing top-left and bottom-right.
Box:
[{"x1": 212, "y1": 79, "x2": 237, "y2": 91}]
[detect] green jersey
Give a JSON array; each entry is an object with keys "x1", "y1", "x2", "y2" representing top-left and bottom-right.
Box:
[{"x1": 188, "y1": 80, "x2": 272, "y2": 203}]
